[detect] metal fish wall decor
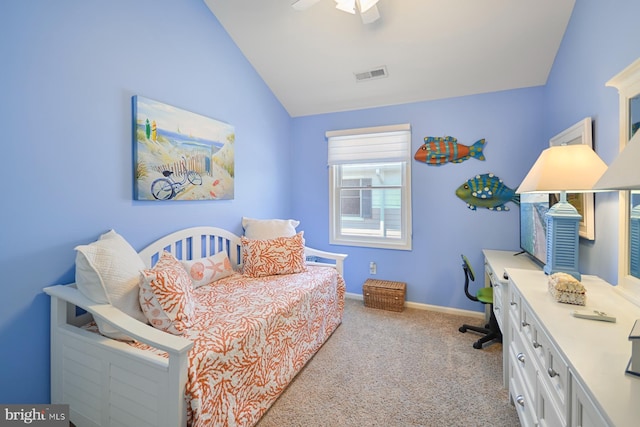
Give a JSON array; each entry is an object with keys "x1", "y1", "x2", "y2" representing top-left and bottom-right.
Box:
[
  {"x1": 455, "y1": 173, "x2": 520, "y2": 211},
  {"x1": 414, "y1": 136, "x2": 486, "y2": 165}
]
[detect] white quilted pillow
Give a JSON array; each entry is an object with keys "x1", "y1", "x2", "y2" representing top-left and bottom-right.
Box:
[
  {"x1": 140, "y1": 251, "x2": 196, "y2": 335},
  {"x1": 180, "y1": 251, "x2": 235, "y2": 288},
  {"x1": 242, "y1": 217, "x2": 300, "y2": 240},
  {"x1": 75, "y1": 230, "x2": 148, "y2": 340}
]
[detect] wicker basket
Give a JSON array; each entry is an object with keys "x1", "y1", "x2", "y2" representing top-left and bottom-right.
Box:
[{"x1": 363, "y1": 279, "x2": 406, "y2": 312}]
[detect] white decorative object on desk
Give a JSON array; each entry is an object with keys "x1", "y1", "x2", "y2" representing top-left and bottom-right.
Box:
[
  {"x1": 548, "y1": 272, "x2": 586, "y2": 305},
  {"x1": 572, "y1": 309, "x2": 616, "y2": 322}
]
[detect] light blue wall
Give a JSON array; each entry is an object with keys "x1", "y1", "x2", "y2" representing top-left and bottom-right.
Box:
[
  {"x1": 0, "y1": 0, "x2": 292, "y2": 403},
  {"x1": 542, "y1": 0, "x2": 640, "y2": 284},
  {"x1": 292, "y1": 0, "x2": 640, "y2": 306},
  {"x1": 2, "y1": 0, "x2": 639, "y2": 406},
  {"x1": 292, "y1": 88, "x2": 546, "y2": 309}
]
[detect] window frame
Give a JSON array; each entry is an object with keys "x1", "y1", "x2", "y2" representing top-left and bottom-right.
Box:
[{"x1": 327, "y1": 124, "x2": 412, "y2": 251}]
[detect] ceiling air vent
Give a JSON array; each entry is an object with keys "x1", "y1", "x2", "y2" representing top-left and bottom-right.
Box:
[{"x1": 355, "y1": 66, "x2": 388, "y2": 82}]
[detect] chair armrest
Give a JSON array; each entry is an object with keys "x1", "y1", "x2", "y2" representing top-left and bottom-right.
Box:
[
  {"x1": 304, "y1": 247, "x2": 348, "y2": 276},
  {"x1": 44, "y1": 284, "x2": 193, "y2": 355}
]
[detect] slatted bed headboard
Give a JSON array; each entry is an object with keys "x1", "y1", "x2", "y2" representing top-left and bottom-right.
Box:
[{"x1": 138, "y1": 226, "x2": 243, "y2": 268}]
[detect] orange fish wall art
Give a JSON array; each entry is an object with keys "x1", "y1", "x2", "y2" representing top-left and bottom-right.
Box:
[{"x1": 414, "y1": 136, "x2": 486, "y2": 165}]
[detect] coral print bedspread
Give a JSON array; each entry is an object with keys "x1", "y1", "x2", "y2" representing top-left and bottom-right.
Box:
[{"x1": 132, "y1": 265, "x2": 345, "y2": 427}]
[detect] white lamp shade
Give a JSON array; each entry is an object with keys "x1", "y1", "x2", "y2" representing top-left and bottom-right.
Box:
[
  {"x1": 516, "y1": 144, "x2": 608, "y2": 193},
  {"x1": 593, "y1": 130, "x2": 640, "y2": 190}
]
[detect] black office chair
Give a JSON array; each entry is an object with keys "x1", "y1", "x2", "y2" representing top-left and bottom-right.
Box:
[{"x1": 458, "y1": 254, "x2": 502, "y2": 349}]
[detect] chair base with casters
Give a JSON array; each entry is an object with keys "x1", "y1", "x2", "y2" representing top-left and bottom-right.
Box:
[{"x1": 458, "y1": 255, "x2": 502, "y2": 349}]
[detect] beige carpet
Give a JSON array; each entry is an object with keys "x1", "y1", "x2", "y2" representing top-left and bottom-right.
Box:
[{"x1": 257, "y1": 298, "x2": 520, "y2": 427}]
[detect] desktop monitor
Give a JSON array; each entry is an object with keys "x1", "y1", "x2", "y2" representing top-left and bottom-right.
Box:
[{"x1": 519, "y1": 193, "x2": 548, "y2": 267}]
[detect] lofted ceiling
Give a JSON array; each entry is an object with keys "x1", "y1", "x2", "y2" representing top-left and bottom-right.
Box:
[{"x1": 204, "y1": 0, "x2": 575, "y2": 117}]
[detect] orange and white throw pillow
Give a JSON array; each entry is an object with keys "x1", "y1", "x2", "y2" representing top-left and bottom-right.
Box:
[
  {"x1": 181, "y1": 251, "x2": 235, "y2": 288},
  {"x1": 139, "y1": 251, "x2": 196, "y2": 335},
  {"x1": 241, "y1": 232, "x2": 306, "y2": 278}
]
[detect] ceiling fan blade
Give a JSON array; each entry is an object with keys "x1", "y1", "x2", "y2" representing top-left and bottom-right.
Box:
[
  {"x1": 335, "y1": 0, "x2": 356, "y2": 14},
  {"x1": 293, "y1": 0, "x2": 381, "y2": 24},
  {"x1": 357, "y1": 0, "x2": 378, "y2": 13},
  {"x1": 291, "y1": 0, "x2": 322, "y2": 11},
  {"x1": 360, "y1": 4, "x2": 380, "y2": 24}
]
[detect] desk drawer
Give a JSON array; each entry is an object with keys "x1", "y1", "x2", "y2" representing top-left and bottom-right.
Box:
[
  {"x1": 537, "y1": 374, "x2": 566, "y2": 427},
  {"x1": 484, "y1": 261, "x2": 499, "y2": 285},
  {"x1": 571, "y1": 376, "x2": 608, "y2": 427},
  {"x1": 509, "y1": 346, "x2": 536, "y2": 427},
  {"x1": 510, "y1": 321, "x2": 536, "y2": 400},
  {"x1": 492, "y1": 281, "x2": 504, "y2": 327},
  {"x1": 521, "y1": 303, "x2": 548, "y2": 370},
  {"x1": 508, "y1": 282, "x2": 522, "y2": 329},
  {"x1": 543, "y1": 338, "x2": 569, "y2": 415},
  {"x1": 485, "y1": 262, "x2": 504, "y2": 327}
]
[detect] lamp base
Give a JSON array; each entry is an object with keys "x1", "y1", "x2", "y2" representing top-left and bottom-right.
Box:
[{"x1": 544, "y1": 195, "x2": 581, "y2": 281}]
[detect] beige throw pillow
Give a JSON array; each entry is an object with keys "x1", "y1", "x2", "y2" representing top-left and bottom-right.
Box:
[{"x1": 241, "y1": 217, "x2": 300, "y2": 240}]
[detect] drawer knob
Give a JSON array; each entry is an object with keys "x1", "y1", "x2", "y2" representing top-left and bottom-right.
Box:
[
  {"x1": 510, "y1": 301, "x2": 518, "y2": 307},
  {"x1": 532, "y1": 340, "x2": 542, "y2": 349},
  {"x1": 521, "y1": 321, "x2": 529, "y2": 327},
  {"x1": 515, "y1": 395, "x2": 525, "y2": 407},
  {"x1": 548, "y1": 367, "x2": 559, "y2": 378},
  {"x1": 516, "y1": 352, "x2": 525, "y2": 364}
]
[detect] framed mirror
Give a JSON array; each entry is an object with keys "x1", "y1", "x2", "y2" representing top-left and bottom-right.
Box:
[{"x1": 607, "y1": 58, "x2": 640, "y2": 304}]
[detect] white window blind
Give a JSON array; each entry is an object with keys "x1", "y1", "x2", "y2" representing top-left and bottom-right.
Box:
[{"x1": 327, "y1": 124, "x2": 411, "y2": 165}]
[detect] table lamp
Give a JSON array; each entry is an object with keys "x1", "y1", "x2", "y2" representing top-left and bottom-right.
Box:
[
  {"x1": 517, "y1": 144, "x2": 607, "y2": 280},
  {"x1": 593, "y1": 130, "x2": 640, "y2": 190}
]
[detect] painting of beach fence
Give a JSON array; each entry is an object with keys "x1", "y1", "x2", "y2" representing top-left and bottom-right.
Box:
[{"x1": 133, "y1": 95, "x2": 234, "y2": 201}]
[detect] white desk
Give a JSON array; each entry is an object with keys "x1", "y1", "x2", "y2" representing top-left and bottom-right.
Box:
[
  {"x1": 506, "y1": 268, "x2": 640, "y2": 427},
  {"x1": 482, "y1": 249, "x2": 541, "y2": 387}
]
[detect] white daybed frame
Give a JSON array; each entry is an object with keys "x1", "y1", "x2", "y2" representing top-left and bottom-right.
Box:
[{"x1": 44, "y1": 226, "x2": 347, "y2": 427}]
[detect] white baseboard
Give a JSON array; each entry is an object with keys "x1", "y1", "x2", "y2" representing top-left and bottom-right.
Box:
[{"x1": 345, "y1": 292, "x2": 484, "y2": 320}]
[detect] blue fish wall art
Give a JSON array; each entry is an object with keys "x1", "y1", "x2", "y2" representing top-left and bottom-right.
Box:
[
  {"x1": 414, "y1": 136, "x2": 486, "y2": 165},
  {"x1": 455, "y1": 173, "x2": 520, "y2": 211}
]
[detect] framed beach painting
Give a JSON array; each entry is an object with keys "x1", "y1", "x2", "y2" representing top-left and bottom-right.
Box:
[
  {"x1": 133, "y1": 95, "x2": 235, "y2": 201},
  {"x1": 549, "y1": 117, "x2": 595, "y2": 240}
]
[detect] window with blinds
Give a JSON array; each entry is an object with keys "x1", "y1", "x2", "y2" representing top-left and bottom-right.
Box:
[{"x1": 327, "y1": 124, "x2": 412, "y2": 250}]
